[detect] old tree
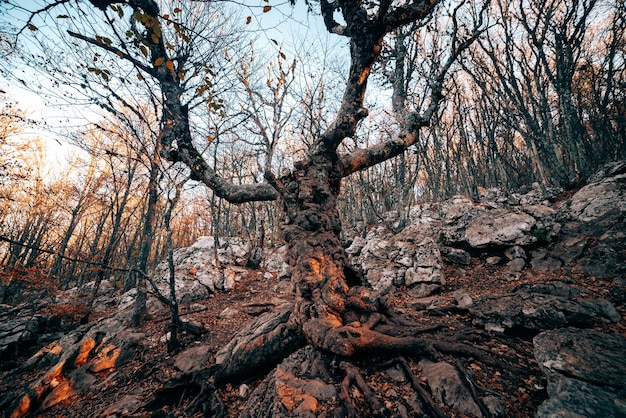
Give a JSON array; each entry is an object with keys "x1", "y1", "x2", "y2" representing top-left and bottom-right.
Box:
[{"x1": 20, "y1": 0, "x2": 493, "y2": 414}]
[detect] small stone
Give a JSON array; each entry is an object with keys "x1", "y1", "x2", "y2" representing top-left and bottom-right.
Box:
[
  {"x1": 506, "y1": 258, "x2": 526, "y2": 272},
  {"x1": 482, "y1": 395, "x2": 505, "y2": 417},
  {"x1": 294, "y1": 394, "x2": 318, "y2": 414},
  {"x1": 504, "y1": 245, "x2": 526, "y2": 261},
  {"x1": 239, "y1": 384, "x2": 250, "y2": 398},
  {"x1": 219, "y1": 307, "x2": 239, "y2": 319},
  {"x1": 174, "y1": 345, "x2": 212, "y2": 373},
  {"x1": 452, "y1": 290, "x2": 474, "y2": 309}
]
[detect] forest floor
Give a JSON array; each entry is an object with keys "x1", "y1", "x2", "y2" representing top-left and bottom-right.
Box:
[{"x1": 5, "y1": 252, "x2": 624, "y2": 418}]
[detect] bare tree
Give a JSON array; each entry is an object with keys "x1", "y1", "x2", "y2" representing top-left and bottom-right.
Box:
[{"x1": 32, "y1": 0, "x2": 485, "y2": 353}]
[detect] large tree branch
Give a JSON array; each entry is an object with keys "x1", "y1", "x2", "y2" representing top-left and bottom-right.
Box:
[
  {"x1": 78, "y1": 0, "x2": 277, "y2": 205},
  {"x1": 67, "y1": 30, "x2": 155, "y2": 76},
  {"x1": 383, "y1": 0, "x2": 440, "y2": 31},
  {"x1": 319, "y1": 0, "x2": 442, "y2": 151},
  {"x1": 320, "y1": 0, "x2": 347, "y2": 35},
  {"x1": 175, "y1": 141, "x2": 278, "y2": 203},
  {"x1": 343, "y1": 0, "x2": 489, "y2": 176}
]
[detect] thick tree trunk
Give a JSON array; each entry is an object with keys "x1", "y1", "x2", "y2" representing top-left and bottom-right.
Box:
[
  {"x1": 279, "y1": 145, "x2": 432, "y2": 357},
  {"x1": 280, "y1": 145, "x2": 350, "y2": 353}
]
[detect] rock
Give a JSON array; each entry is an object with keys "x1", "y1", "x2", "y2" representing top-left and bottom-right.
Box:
[
  {"x1": 504, "y1": 245, "x2": 526, "y2": 261},
  {"x1": 365, "y1": 267, "x2": 399, "y2": 293},
  {"x1": 573, "y1": 211, "x2": 626, "y2": 279},
  {"x1": 405, "y1": 265, "x2": 444, "y2": 286},
  {"x1": 150, "y1": 235, "x2": 260, "y2": 302},
  {"x1": 470, "y1": 292, "x2": 597, "y2": 332},
  {"x1": 536, "y1": 375, "x2": 626, "y2": 418},
  {"x1": 2, "y1": 315, "x2": 146, "y2": 417},
  {"x1": 465, "y1": 209, "x2": 537, "y2": 248},
  {"x1": 98, "y1": 394, "x2": 143, "y2": 417},
  {"x1": 569, "y1": 168, "x2": 626, "y2": 222},
  {"x1": 174, "y1": 344, "x2": 212, "y2": 373},
  {"x1": 236, "y1": 383, "x2": 250, "y2": 398},
  {"x1": 522, "y1": 205, "x2": 561, "y2": 242},
  {"x1": 407, "y1": 238, "x2": 445, "y2": 285},
  {"x1": 442, "y1": 200, "x2": 482, "y2": 245},
  {"x1": 452, "y1": 289, "x2": 474, "y2": 309},
  {"x1": 534, "y1": 328, "x2": 626, "y2": 418},
  {"x1": 216, "y1": 267, "x2": 237, "y2": 292},
  {"x1": 407, "y1": 283, "x2": 441, "y2": 298},
  {"x1": 505, "y1": 258, "x2": 526, "y2": 273},
  {"x1": 481, "y1": 395, "x2": 505, "y2": 417},
  {"x1": 219, "y1": 307, "x2": 239, "y2": 319},
  {"x1": 550, "y1": 235, "x2": 588, "y2": 265},
  {"x1": 441, "y1": 246, "x2": 471, "y2": 265},
  {"x1": 0, "y1": 304, "x2": 64, "y2": 367},
  {"x1": 262, "y1": 245, "x2": 287, "y2": 272},
  {"x1": 406, "y1": 296, "x2": 442, "y2": 311},
  {"x1": 529, "y1": 248, "x2": 563, "y2": 272},
  {"x1": 577, "y1": 298, "x2": 621, "y2": 323},
  {"x1": 356, "y1": 234, "x2": 445, "y2": 295},
  {"x1": 345, "y1": 236, "x2": 367, "y2": 256},
  {"x1": 513, "y1": 281, "x2": 582, "y2": 299},
  {"x1": 419, "y1": 360, "x2": 483, "y2": 417}
]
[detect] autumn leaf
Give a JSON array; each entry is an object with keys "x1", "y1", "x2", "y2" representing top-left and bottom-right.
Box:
[
  {"x1": 174, "y1": 7, "x2": 181, "y2": 13},
  {"x1": 263, "y1": 5, "x2": 271, "y2": 12},
  {"x1": 137, "y1": 73, "x2": 144, "y2": 81},
  {"x1": 27, "y1": 23, "x2": 38, "y2": 31},
  {"x1": 140, "y1": 45, "x2": 148, "y2": 58},
  {"x1": 206, "y1": 135, "x2": 214, "y2": 143},
  {"x1": 165, "y1": 60, "x2": 174, "y2": 71},
  {"x1": 246, "y1": 16, "x2": 252, "y2": 25},
  {"x1": 154, "y1": 57, "x2": 164, "y2": 66}
]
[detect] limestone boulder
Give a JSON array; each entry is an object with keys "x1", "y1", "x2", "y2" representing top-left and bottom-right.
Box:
[
  {"x1": 534, "y1": 327, "x2": 626, "y2": 418},
  {"x1": 470, "y1": 281, "x2": 620, "y2": 332},
  {"x1": 150, "y1": 236, "x2": 258, "y2": 302},
  {"x1": 1, "y1": 313, "x2": 146, "y2": 417},
  {"x1": 353, "y1": 228, "x2": 445, "y2": 296},
  {"x1": 568, "y1": 161, "x2": 626, "y2": 222},
  {"x1": 464, "y1": 209, "x2": 537, "y2": 248}
]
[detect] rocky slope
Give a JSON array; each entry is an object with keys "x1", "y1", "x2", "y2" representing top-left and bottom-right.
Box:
[{"x1": 1, "y1": 161, "x2": 625, "y2": 417}]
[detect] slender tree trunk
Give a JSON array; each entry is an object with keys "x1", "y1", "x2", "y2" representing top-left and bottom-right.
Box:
[
  {"x1": 49, "y1": 203, "x2": 82, "y2": 279},
  {"x1": 164, "y1": 185, "x2": 182, "y2": 352},
  {"x1": 132, "y1": 159, "x2": 159, "y2": 326}
]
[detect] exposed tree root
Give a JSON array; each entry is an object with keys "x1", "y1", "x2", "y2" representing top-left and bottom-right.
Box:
[
  {"x1": 144, "y1": 298, "x2": 535, "y2": 417},
  {"x1": 432, "y1": 340, "x2": 526, "y2": 374},
  {"x1": 398, "y1": 357, "x2": 448, "y2": 418},
  {"x1": 340, "y1": 361, "x2": 385, "y2": 416},
  {"x1": 453, "y1": 358, "x2": 493, "y2": 417}
]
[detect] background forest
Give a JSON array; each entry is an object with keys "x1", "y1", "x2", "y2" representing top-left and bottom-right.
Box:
[{"x1": 0, "y1": 0, "x2": 624, "y2": 306}]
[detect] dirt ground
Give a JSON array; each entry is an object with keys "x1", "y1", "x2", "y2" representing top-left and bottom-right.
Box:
[{"x1": 4, "y1": 252, "x2": 623, "y2": 418}]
